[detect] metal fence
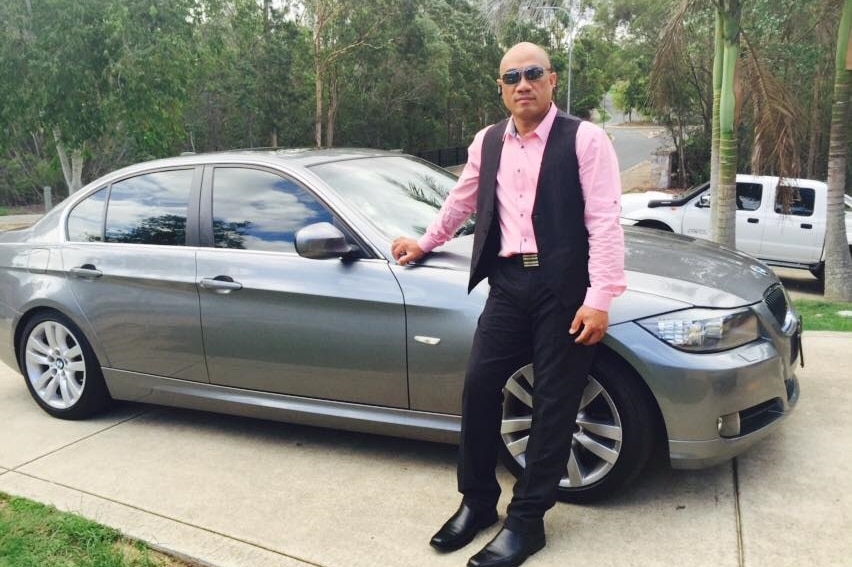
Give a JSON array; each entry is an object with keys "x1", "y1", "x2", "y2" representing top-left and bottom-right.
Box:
[{"x1": 415, "y1": 146, "x2": 468, "y2": 168}]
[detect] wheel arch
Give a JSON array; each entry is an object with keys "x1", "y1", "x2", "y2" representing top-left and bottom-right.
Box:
[
  {"x1": 633, "y1": 219, "x2": 674, "y2": 232},
  {"x1": 596, "y1": 343, "x2": 670, "y2": 461},
  {"x1": 13, "y1": 303, "x2": 105, "y2": 374}
]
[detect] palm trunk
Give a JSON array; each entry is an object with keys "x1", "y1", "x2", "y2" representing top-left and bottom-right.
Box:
[
  {"x1": 806, "y1": 68, "x2": 822, "y2": 179},
  {"x1": 823, "y1": 0, "x2": 852, "y2": 302},
  {"x1": 710, "y1": 12, "x2": 722, "y2": 228},
  {"x1": 712, "y1": 1, "x2": 740, "y2": 249}
]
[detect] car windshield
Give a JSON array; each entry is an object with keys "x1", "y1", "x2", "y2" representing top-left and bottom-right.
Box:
[{"x1": 310, "y1": 155, "x2": 474, "y2": 240}]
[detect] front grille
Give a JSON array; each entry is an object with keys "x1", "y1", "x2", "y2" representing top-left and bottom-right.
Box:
[{"x1": 763, "y1": 284, "x2": 788, "y2": 327}]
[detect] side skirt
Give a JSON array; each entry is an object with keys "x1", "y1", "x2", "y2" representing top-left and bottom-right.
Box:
[{"x1": 103, "y1": 368, "x2": 460, "y2": 444}]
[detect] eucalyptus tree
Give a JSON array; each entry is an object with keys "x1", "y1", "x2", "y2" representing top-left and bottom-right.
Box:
[
  {"x1": 301, "y1": 0, "x2": 390, "y2": 147},
  {"x1": 184, "y1": 0, "x2": 313, "y2": 151},
  {"x1": 1, "y1": 0, "x2": 195, "y2": 195}
]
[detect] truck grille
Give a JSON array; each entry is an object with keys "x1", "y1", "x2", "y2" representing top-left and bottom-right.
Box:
[{"x1": 763, "y1": 285, "x2": 788, "y2": 327}]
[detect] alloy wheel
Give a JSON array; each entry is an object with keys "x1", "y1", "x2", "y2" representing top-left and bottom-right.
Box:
[
  {"x1": 24, "y1": 320, "x2": 88, "y2": 410},
  {"x1": 501, "y1": 364, "x2": 624, "y2": 488}
]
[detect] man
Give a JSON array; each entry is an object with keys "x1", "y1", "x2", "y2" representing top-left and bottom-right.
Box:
[{"x1": 391, "y1": 42, "x2": 625, "y2": 567}]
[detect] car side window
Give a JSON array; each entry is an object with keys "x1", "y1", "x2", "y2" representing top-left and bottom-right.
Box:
[
  {"x1": 104, "y1": 169, "x2": 193, "y2": 245},
  {"x1": 735, "y1": 183, "x2": 762, "y2": 211},
  {"x1": 67, "y1": 188, "x2": 107, "y2": 242},
  {"x1": 211, "y1": 167, "x2": 334, "y2": 252},
  {"x1": 775, "y1": 186, "x2": 815, "y2": 217}
]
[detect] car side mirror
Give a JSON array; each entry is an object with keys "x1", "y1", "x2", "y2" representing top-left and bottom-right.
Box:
[
  {"x1": 697, "y1": 194, "x2": 711, "y2": 208},
  {"x1": 295, "y1": 222, "x2": 356, "y2": 260}
]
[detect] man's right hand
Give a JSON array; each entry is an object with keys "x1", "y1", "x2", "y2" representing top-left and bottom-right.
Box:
[{"x1": 391, "y1": 237, "x2": 425, "y2": 265}]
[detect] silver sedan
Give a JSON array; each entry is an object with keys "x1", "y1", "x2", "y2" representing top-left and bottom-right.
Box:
[{"x1": 0, "y1": 149, "x2": 801, "y2": 502}]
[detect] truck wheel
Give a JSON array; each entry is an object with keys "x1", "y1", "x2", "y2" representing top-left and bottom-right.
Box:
[{"x1": 809, "y1": 263, "x2": 824, "y2": 281}]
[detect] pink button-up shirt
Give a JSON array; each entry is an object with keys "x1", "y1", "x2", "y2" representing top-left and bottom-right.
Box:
[{"x1": 417, "y1": 104, "x2": 626, "y2": 311}]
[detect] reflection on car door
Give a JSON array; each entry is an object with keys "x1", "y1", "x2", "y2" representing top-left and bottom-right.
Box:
[
  {"x1": 196, "y1": 166, "x2": 408, "y2": 407},
  {"x1": 61, "y1": 167, "x2": 207, "y2": 382}
]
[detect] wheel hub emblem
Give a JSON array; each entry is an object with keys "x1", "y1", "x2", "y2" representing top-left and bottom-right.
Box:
[{"x1": 55, "y1": 359, "x2": 65, "y2": 370}]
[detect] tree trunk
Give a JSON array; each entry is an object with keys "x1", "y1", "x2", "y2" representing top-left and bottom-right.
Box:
[
  {"x1": 53, "y1": 127, "x2": 74, "y2": 196},
  {"x1": 315, "y1": 66, "x2": 323, "y2": 148},
  {"x1": 711, "y1": 1, "x2": 740, "y2": 250},
  {"x1": 709, "y1": 12, "x2": 722, "y2": 198},
  {"x1": 314, "y1": 13, "x2": 324, "y2": 150},
  {"x1": 824, "y1": 0, "x2": 852, "y2": 302},
  {"x1": 326, "y1": 66, "x2": 339, "y2": 148},
  {"x1": 806, "y1": 68, "x2": 822, "y2": 179},
  {"x1": 71, "y1": 148, "x2": 83, "y2": 193}
]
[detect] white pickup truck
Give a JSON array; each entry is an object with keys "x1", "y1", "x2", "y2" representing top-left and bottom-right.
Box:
[{"x1": 620, "y1": 174, "x2": 852, "y2": 279}]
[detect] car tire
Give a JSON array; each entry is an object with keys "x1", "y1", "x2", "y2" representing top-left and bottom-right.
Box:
[
  {"x1": 18, "y1": 311, "x2": 110, "y2": 420},
  {"x1": 499, "y1": 353, "x2": 656, "y2": 504}
]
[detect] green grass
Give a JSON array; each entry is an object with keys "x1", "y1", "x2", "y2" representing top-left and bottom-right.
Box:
[
  {"x1": 0, "y1": 492, "x2": 188, "y2": 567},
  {"x1": 793, "y1": 299, "x2": 852, "y2": 332},
  {"x1": 0, "y1": 207, "x2": 8, "y2": 216}
]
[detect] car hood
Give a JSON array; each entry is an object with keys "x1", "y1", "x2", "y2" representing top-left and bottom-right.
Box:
[
  {"x1": 420, "y1": 227, "x2": 779, "y2": 309},
  {"x1": 619, "y1": 191, "x2": 673, "y2": 217}
]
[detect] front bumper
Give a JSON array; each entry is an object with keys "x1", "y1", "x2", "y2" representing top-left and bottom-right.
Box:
[
  {"x1": 669, "y1": 374, "x2": 799, "y2": 469},
  {"x1": 607, "y1": 301, "x2": 800, "y2": 469}
]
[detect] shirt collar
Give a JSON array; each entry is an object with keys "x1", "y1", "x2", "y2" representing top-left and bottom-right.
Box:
[{"x1": 503, "y1": 102, "x2": 559, "y2": 141}]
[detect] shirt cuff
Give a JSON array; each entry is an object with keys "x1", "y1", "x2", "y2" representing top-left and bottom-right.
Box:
[
  {"x1": 417, "y1": 235, "x2": 439, "y2": 254},
  {"x1": 583, "y1": 288, "x2": 614, "y2": 312}
]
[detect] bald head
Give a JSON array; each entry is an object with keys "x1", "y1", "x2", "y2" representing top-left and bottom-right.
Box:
[
  {"x1": 500, "y1": 42, "x2": 552, "y2": 74},
  {"x1": 496, "y1": 42, "x2": 557, "y2": 134}
]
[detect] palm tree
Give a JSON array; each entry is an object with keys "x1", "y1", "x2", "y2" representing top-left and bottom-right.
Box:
[
  {"x1": 823, "y1": 0, "x2": 852, "y2": 301},
  {"x1": 651, "y1": 0, "x2": 801, "y2": 249}
]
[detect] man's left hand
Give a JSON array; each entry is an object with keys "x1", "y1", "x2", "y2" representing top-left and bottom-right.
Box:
[{"x1": 570, "y1": 306, "x2": 609, "y2": 345}]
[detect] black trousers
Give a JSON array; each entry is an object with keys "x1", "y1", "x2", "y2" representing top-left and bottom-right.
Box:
[{"x1": 457, "y1": 258, "x2": 596, "y2": 534}]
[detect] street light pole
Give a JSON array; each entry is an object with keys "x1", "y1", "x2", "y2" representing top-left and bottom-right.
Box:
[{"x1": 527, "y1": 1, "x2": 577, "y2": 115}]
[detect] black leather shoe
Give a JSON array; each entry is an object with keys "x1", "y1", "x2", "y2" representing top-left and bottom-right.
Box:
[
  {"x1": 467, "y1": 526, "x2": 546, "y2": 567},
  {"x1": 429, "y1": 503, "x2": 499, "y2": 552}
]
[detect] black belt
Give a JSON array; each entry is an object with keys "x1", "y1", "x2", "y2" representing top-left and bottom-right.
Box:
[{"x1": 500, "y1": 253, "x2": 540, "y2": 268}]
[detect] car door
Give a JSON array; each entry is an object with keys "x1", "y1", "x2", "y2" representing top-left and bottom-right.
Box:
[
  {"x1": 731, "y1": 181, "x2": 766, "y2": 256},
  {"x1": 61, "y1": 167, "x2": 208, "y2": 382},
  {"x1": 759, "y1": 183, "x2": 823, "y2": 263},
  {"x1": 680, "y1": 181, "x2": 765, "y2": 256},
  {"x1": 196, "y1": 165, "x2": 408, "y2": 407}
]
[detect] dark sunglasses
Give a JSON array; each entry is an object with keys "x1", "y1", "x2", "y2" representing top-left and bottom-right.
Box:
[{"x1": 500, "y1": 65, "x2": 548, "y2": 85}]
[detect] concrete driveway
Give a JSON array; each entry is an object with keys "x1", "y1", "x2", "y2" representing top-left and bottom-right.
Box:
[{"x1": 0, "y1": 333, "x2": 850, "y2": 567}]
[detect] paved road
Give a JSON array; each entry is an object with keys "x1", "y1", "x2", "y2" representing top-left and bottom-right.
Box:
[
  {"x1": 609, "y1": 126, "x2": 667, "y2": 172},
  {"x1": 0, "y1": 333, "x2": 850, "y2": 567}
]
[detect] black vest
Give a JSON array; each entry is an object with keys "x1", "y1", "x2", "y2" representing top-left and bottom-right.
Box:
[{"x1": 468, "y1": 111, "x2": 590, "y2": 307}]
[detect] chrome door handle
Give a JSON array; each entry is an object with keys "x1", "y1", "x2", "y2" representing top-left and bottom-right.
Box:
[
  {"x1": 69, "y1": 264, "x2": 103, "y2": 278},
  {"x1": 199, "y1": 276, "x2": 243, "y2": 293}
]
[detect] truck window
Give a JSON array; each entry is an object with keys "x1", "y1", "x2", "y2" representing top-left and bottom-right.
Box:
[
  {"x1": 735, "y1": 183, "x2": 762, "y2": 211},
  {"x1": 775, "y1": 186, "x2": 815, "y2": 217}
]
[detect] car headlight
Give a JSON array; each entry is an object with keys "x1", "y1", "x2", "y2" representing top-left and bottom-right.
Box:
[{"x1": 638, "y1": 307, "x2": 759, "y2": 352}]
